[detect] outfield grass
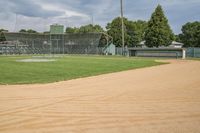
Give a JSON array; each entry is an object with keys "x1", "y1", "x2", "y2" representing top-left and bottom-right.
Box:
[{"x1": 0, "y1": 55, "x2": 165, "y2": 84}]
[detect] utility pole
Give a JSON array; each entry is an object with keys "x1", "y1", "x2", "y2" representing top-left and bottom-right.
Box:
[{"x1": 120, "y1": 0, "x2": 125, "y2": 56}]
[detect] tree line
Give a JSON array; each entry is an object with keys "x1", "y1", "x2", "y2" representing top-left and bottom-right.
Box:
[{"x1": 0, "y1": 5, "x2": 199, "y2": 47}]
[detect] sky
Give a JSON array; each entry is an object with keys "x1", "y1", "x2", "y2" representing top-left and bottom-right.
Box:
[{"x1": 0, "y1": 0, "x2": 199, "y2": 34}]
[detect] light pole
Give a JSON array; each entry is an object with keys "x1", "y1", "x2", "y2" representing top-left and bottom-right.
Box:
[{"x1": 120, "y1": 0, "x2": 125, "y2": 56}]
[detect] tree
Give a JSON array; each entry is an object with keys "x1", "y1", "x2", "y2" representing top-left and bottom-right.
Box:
[
  {"x1": 126, "y1": 20, "x2": 147, "y2": 46},
  {"x1": 66, "y1": 27, "x2": 79, "y2": 33},
  {"x1": 106, "y1": 17, "x2": 147, "y2": 47},
  {"x1": 27, "y1": 29, "x2": 37, "y2": 33},
  {"x1": 174, "y1": 34, "x2": 182, "y2": 42},
  {"x1": 144, "y1": 5, "x2": 174, "y2": 47},
  {"x1": 65, "y1": 24, "x2": 105, "y2": 46},
  {"x1": 106, "y1": 17, "x2": 130, "y2": 47},
  {"x1": 180, "y1": 21, "x2": 200, "y2": 47},
  {"x1": 0, "y1": 29, "x2": 8, "y2": 42},
  {"x1": 19, "y1": 29, "x2": 27, "y2": 33},
  {"x1": 19, "y1": 29, "x2": 37, "y2": 33},
  {"x1": 66, "y1": 24, "x2": 104, "y2": 34},
  {"x1": 79, "y1": 24, "x2": 104, "y2": 33}
]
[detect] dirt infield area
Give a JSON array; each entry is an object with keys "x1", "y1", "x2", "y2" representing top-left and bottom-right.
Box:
[{"x1": 0, "y1": 60, "x2": 200, "y2": 133}]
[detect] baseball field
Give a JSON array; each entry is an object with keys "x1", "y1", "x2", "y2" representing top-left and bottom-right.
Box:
[
  {"x1": 0, "y1": 56, "x2": 200, "y2": 133},
  {"x1": 0, "y1": 55, "x2": 163, "y2": 84}
]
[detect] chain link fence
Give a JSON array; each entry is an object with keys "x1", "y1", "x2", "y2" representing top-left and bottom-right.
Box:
[
  {"x1": 1, "y1": 32, "x2": 110, "y2": 55},
  {"x1": 186, "y1": 47, "x2": 200, "y2": 58},
  {"x1": 1, "y1": 34, "x2": 200, "y2": 58}
]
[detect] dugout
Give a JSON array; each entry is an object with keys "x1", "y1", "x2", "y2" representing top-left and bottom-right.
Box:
[{"x1": 128, "y1": 48, "x2": 186, "y2": 59}]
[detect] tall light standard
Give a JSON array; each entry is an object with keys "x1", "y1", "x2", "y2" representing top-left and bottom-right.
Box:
[{"x1": 120, "y1": 0, "x2": 125, "y2": 56}]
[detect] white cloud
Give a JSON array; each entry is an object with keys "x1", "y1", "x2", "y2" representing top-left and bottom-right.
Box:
[
  {"x1": 0, "y1": 0, "x2": 199, "y2": 34},
  {"x1": 39, "y1": 3, "x2": 89, "y2": 18}
]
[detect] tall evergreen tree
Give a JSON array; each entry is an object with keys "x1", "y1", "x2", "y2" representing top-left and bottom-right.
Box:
[{"x1": 144, "y1": 5, "x2": 174, "y2": 47}]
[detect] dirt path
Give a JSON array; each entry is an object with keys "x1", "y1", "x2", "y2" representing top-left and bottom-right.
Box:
[{"x1": 0, "y1": 60, "x2": 200, "y2": 133}]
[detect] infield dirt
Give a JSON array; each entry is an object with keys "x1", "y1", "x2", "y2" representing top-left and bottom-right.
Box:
[{"x1": 0, "y1": 60, "x2": 200, "y2": 133}]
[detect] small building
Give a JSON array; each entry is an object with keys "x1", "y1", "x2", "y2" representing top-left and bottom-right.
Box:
[
  {"x1": 103, "y1": 43, "x2": 116, "y2": 55},
  {"x1": 138, "y1": 41, "x2": 147, "y2": 48},
  {"x1": 169, "y1": 41, "x2": 184, "y2": 48}
]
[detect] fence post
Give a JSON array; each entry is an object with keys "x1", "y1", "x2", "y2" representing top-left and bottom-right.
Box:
[{"x1": 182, "y1": 49, "x2": 186, "y2": 59}]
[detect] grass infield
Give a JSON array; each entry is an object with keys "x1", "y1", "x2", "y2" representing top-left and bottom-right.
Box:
[{"x1": 0, "y1": 55, "x2": 165, "y2": 84}]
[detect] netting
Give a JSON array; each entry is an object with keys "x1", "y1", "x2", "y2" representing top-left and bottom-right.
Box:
[{"x1": 1, "y1": 32, "x2": 109, "y2": 55}]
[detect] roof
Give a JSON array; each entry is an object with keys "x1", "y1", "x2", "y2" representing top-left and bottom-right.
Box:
[
  {"x1": 139, "y1": 41, "x2": 184, "y2": 45},
  {"x1": 171, "y1": 41, "x2": 183, "y2": 45},
  {"x1": 128, "y1": 47, "x2": 185, "y2": 51},
  {"x1": 139, "y1": 41, "x2": 145, "y2": 45}
]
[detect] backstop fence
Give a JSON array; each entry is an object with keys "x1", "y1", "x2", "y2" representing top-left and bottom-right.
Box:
[{"x1": 0, "y1": 32, "x2": 112, "y2": 55}]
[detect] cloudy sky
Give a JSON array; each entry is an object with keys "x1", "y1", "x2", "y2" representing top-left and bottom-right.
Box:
[{"x1": 0, "y1": 0, "x2": 199, "y2": 34}]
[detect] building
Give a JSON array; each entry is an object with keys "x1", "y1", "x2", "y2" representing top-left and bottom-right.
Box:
[
  {"x1": 103, "y1": 43, "x2": 116, "y2": 55},
  {"x1": 138, "y1": 41, "x2": 184, "y2": 48},
  {"x1": 169, "y1": 41, "x2": 184, "y2": 48}
]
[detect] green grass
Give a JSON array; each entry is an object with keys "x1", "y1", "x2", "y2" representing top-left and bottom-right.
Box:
[
  {"x1": 0, "y1": 55, "x2": 165, "y2": 84},
  {"x1": 187, "y1": 57, "x2": 200, "y2": 61}
]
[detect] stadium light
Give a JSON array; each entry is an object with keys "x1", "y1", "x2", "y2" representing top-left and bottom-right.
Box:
[{"x1": 120, "y1": 0, "x2": 125, "y2": 56}]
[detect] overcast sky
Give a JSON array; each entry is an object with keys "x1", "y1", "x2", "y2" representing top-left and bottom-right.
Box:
[{"x1": 0, "y1": 0, "x2": 199, "y2": 34}]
